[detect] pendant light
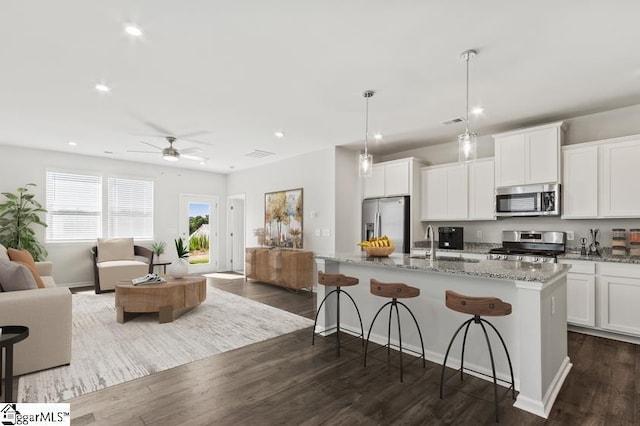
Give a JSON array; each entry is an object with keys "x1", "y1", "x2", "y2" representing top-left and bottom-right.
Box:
[
  {"x1": 359, "y1": 90, "x2": 375, "y2": 177},
  {"x1": 458, "y1": 49, "x2": 478, "y2": 162}
]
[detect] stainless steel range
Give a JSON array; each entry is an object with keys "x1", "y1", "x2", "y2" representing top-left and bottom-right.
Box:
[{"x1": 488, "y1": 231, "x2": 566, "y2": 264}]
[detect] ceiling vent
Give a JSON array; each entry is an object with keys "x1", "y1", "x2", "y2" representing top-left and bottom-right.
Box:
[
  {"x1": 245, "y1": 149, "x2": 275, "y2": 159},
  {"x1": 442, "y1": 117, "x2": 464, "y2": 125}
]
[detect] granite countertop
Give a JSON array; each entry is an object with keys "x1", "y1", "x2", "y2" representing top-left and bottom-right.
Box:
[
  {"x1": 317, "y1": 252, "x2": 570, "y2": 284},
  {"x1": 414, "y1": 241, "x2": 640, "y2": 265},
  {"x1": 559, "y1": 248, "x2": 640, "y2": 264}
]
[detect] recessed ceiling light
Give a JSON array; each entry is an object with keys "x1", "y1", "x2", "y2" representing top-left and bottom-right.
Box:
[
  {"x1": 472, "y1": 107, "x2": 485, "y2": 115},
  {"x1": 95, "y1": 83, "x2": 111, "y2": 93},
  {"x1": 124, "y1": 24, "x2": 143, "y2": 37},
  {"x1": 274, "y1": 130, "x2": 284, "y2": 138},
  {"x1": 200, "y1": 161, "x2": 205, "y2": 165},
  {"x1": 374, "y1": 133, "x2": 383, "y2": 141},
  {"x1": 68, "y1": 141, "x2": 77, "y2": 146}
]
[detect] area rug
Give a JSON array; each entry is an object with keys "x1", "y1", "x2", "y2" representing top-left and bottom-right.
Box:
[
  {"x1": 202, "y1": 272, "x2": 245, "y2": 280},
  {"x1": 17, "y1": 286, "x2": 313, "y2": 403}
]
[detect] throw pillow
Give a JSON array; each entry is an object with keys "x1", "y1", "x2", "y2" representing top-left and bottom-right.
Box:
[
  {"x1": 7, "y1": 248, "x2": 46, "y2": 289},
  {"x1": 0, "y1": 243, "x2": 9, "y2": 261},
  {"x1": 0, "y1": 258, "x2": 38, "y2": 291},
  {"x1": 97, "y1": 238, "x2": 135, "y2": 263}
]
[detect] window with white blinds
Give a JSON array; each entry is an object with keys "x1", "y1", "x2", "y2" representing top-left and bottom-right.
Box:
[
  {"x1": 107, "y1": 177, "x2": 154, "y2": 239},
  {"x1": 46, "y1": 171, "x2": 102, "y2": 241}
]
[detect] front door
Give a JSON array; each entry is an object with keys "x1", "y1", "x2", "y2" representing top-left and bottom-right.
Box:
[{"x1": 179, "y1": 194, "x2": 218, "y2": 274}]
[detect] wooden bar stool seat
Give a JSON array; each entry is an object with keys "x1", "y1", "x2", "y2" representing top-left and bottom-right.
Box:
[
  {"x1": 439, "y1": 290, "x2": 516, "y2": 423},
  {"x1": 312, "y1": 272, "x2": 365, "y2": 356},
  {"x1": 364, "y1": 279, "x2": 426, "y2": 382}
]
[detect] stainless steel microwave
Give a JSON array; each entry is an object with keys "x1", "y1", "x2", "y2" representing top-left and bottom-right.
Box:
[{"x1": 495, "y1": 183, "x2": 560, "y2": 217}]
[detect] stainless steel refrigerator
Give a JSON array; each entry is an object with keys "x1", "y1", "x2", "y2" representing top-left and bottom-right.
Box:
[{"x1": 362, "y1": 196, "x2": 410, "y2": 253}]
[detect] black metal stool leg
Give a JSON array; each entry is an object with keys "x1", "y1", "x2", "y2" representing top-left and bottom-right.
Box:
[
  {"x1": 336, "y1": 288, "x2": 341, "y2": 356},
  {"x1": 312, "y1": 288, "x2": 339, "y2": 346},
  {"x1": 397, "y1": 301, "x2": 426, "y2": 368},
  {"x1": 342, "y1": 290, "x2": 365, "y2": 345},
  {"x1": 483, "y1": 319, "x2": 516, "y2": 400},
  {"x1": 393, "y1": 301, "x2": 404, "y2": 382},
  {"x1": 460, "y1": 319, "x2": 474, "y2": 382},
  {"x1": 386, "y1": 302, "x2": 393, "y2": 358},
  {"x1": 364, "y1": 301, "x2": 393, "y2": 368},
  {"x1": 440, "y1": 318, "x2": 474, "y2": 399},
  {"x1": 479, "y1": 320, "x2": 500, "y2": 423}
]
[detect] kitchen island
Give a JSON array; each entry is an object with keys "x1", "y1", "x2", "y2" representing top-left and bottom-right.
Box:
[{"x1": 314, "y1": 253, "x2": 572, "y2": 418}]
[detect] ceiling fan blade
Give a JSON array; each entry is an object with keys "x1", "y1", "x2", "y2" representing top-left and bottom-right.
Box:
[
  {"x1": 143, "y1": 121, "x2": 174, "y2": 135},
  {"x1": 127, "y1": 150, "x2": 158, "y2": 154},
  {"x1": 140, "y1": 141, "x2": 164, "y2": 150},
  {"x1": 181, "y1": 138, "x2": 214, "y2": 146},
  {"x1": 176, "y1": 130, "x2": 211, "y2": 139},
  {"x1": 178, "y1": 147, "x2": 203, "y2": 155},
  {"x1": 181, "y1": 154, "x2": 208, "y2": 162}
]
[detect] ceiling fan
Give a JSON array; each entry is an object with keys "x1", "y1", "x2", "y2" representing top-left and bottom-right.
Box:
[{"x1": 128, "y1": 136, "x2": 210, "y2": 162}]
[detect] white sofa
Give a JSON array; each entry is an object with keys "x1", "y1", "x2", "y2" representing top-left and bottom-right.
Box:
[{"x1": 0, "y1": 260, "x2": 72, "y2": 377}]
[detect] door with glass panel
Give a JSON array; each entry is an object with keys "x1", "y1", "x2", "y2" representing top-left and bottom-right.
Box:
[{"x1": 179, "y1": 194, "x2": 218, "y2": 273}]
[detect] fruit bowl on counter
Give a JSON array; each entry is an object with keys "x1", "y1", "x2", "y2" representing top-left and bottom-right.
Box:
[
  {"x1": 359, "y1": 236, "x2": 395, "y2": 257},
  {"x1": 363, "y1": 245, "x2": 395, "y2": 257}
]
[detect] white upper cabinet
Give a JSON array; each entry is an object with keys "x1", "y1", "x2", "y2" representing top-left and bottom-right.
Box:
[
  {"x1": 468, "y1": 158, "x2": 495, "y2": 220},
  {"x1": 363, "y1": 158, "x2": 412, "y2": 198},
  {"x1": 421, "y1": 158, "x2": 494, "y2": 221},
  {"x1": 562, "y1": 135, "x2": 640, "y2": 218},
  {"x1": 362, "y1": 163, "x2": 386, "y2": 198},
  {"x1": 562, "y1": 145, "x2": 598, "y2": 218},
  {"x1": 493, "y1": 122, "x2": 563, "y2": 187},
  {"x1": 600, "y1": 138, "x2": 640, "y2": 217}
]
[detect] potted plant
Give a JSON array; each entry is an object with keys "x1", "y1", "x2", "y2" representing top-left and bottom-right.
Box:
[
  {"x1": 167, "y1": 238, "x2": 189, "y2": 278},
  {"x1": 0, "y1": 183, "x2": 48, "y2": 261},
  {"x1": 151, "y1": 241, "x2": 167, "y2": 258}
]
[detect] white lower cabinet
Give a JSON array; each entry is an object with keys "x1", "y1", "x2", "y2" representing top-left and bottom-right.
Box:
[
  {"x1": 561, "y1": 260, "x2": 596, "y2": 327},
  {"x1": 598, "y1": 263, "x2": 640, "y2": 336},
  {"x1": 561, "y1": 259, "x2": 640, "y2": 339},
  {"x1": 566, "y1": 273, "x2": 596, "y2": 327}
]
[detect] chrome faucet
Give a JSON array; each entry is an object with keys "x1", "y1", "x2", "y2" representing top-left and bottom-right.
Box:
[{"x1": 424, "y1": 224, "x2": 436, "y2": 259}]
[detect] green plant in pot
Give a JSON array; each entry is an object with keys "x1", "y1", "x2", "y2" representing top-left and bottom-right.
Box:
[
  {"x1": 151, "y1": 241, "x2": 167, "y2": 257},
  {"x1": 167, "y1": 237, "x2": 190, "y2": 278},
  {"x1": 0, "y1": 183, "x2": 48, "y2": 261}
]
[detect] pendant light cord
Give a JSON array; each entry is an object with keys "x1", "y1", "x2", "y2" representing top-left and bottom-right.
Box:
[
  {"x1": 362, "y1": 90, "x2": 374, "y2": 156},
  {"x1": 364, "y1": 94, "x2": 370, "y2": 155},
  {"x1": 465, "y1": 53, "x2": 470, "y2": 133}
]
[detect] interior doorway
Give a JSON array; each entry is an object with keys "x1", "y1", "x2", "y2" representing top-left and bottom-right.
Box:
[
  {"x1": 179, "y1": 194, "x2": 218, "y2": 274},
  {"x1": 226, "y1": 194, "x2": 245, "y2": 274}
]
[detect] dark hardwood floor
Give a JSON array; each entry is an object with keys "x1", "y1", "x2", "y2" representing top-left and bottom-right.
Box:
[{"x1": 42, "y1": 276, "x2": 640, "y2": 424}]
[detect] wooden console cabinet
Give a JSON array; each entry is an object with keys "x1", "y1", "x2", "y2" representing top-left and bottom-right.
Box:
[{"x1": 245, "y1": 248, "x2": 313, "y2": 290}]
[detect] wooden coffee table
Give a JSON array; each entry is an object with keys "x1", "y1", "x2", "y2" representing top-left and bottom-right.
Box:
[{"x1": 115, "y1": 276, "x2": 206, "y2": 324}]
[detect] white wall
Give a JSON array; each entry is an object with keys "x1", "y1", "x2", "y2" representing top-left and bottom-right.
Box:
[
  {"x1": 335, "y1": 147, "x2": 361, "y2": 253},
  {"x1": 382, "y1": 103, "x2": 640, "y2": 166},
  {"x1": 0, "y1": 145, "x2": 227, "y2": 285},
  {"x1": 382, "y1": 103, "x2": 640, "y2": 247},
  {"x1": 226, "y1": 147, "x2": 337, "y2": 256}
]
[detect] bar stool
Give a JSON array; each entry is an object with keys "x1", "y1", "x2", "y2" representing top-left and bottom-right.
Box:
[
  {"x1": 439, "y1": 290, "x2": 516, "y2": 423},
  {"x1": 364, "y1": 279, "x2": 425, "y2": 382},
  {"x1": 312, "y1": 272, "x2": 364, "y2": 356}
]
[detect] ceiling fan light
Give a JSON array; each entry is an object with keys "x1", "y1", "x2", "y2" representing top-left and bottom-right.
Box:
[{"x1": 163, "y1": 153, "x2": 179, "y2": 161}]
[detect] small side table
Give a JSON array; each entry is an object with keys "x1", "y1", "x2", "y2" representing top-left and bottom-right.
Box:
[
  {"x1": 152, "y1": 261, "x2": 171, "y2": 274},
  {"x1": 0, "y1": 325, "x2": 29, "y2": 402}
]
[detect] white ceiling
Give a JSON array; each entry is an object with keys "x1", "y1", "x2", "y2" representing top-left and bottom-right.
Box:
[{"x1": 1, "y1": 1, "x2": 639, "y2": 174}]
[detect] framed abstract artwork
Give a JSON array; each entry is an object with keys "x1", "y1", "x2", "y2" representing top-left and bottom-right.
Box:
[{"x1": 264, "y1": 188, "x2": 303, "y2": 248}]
